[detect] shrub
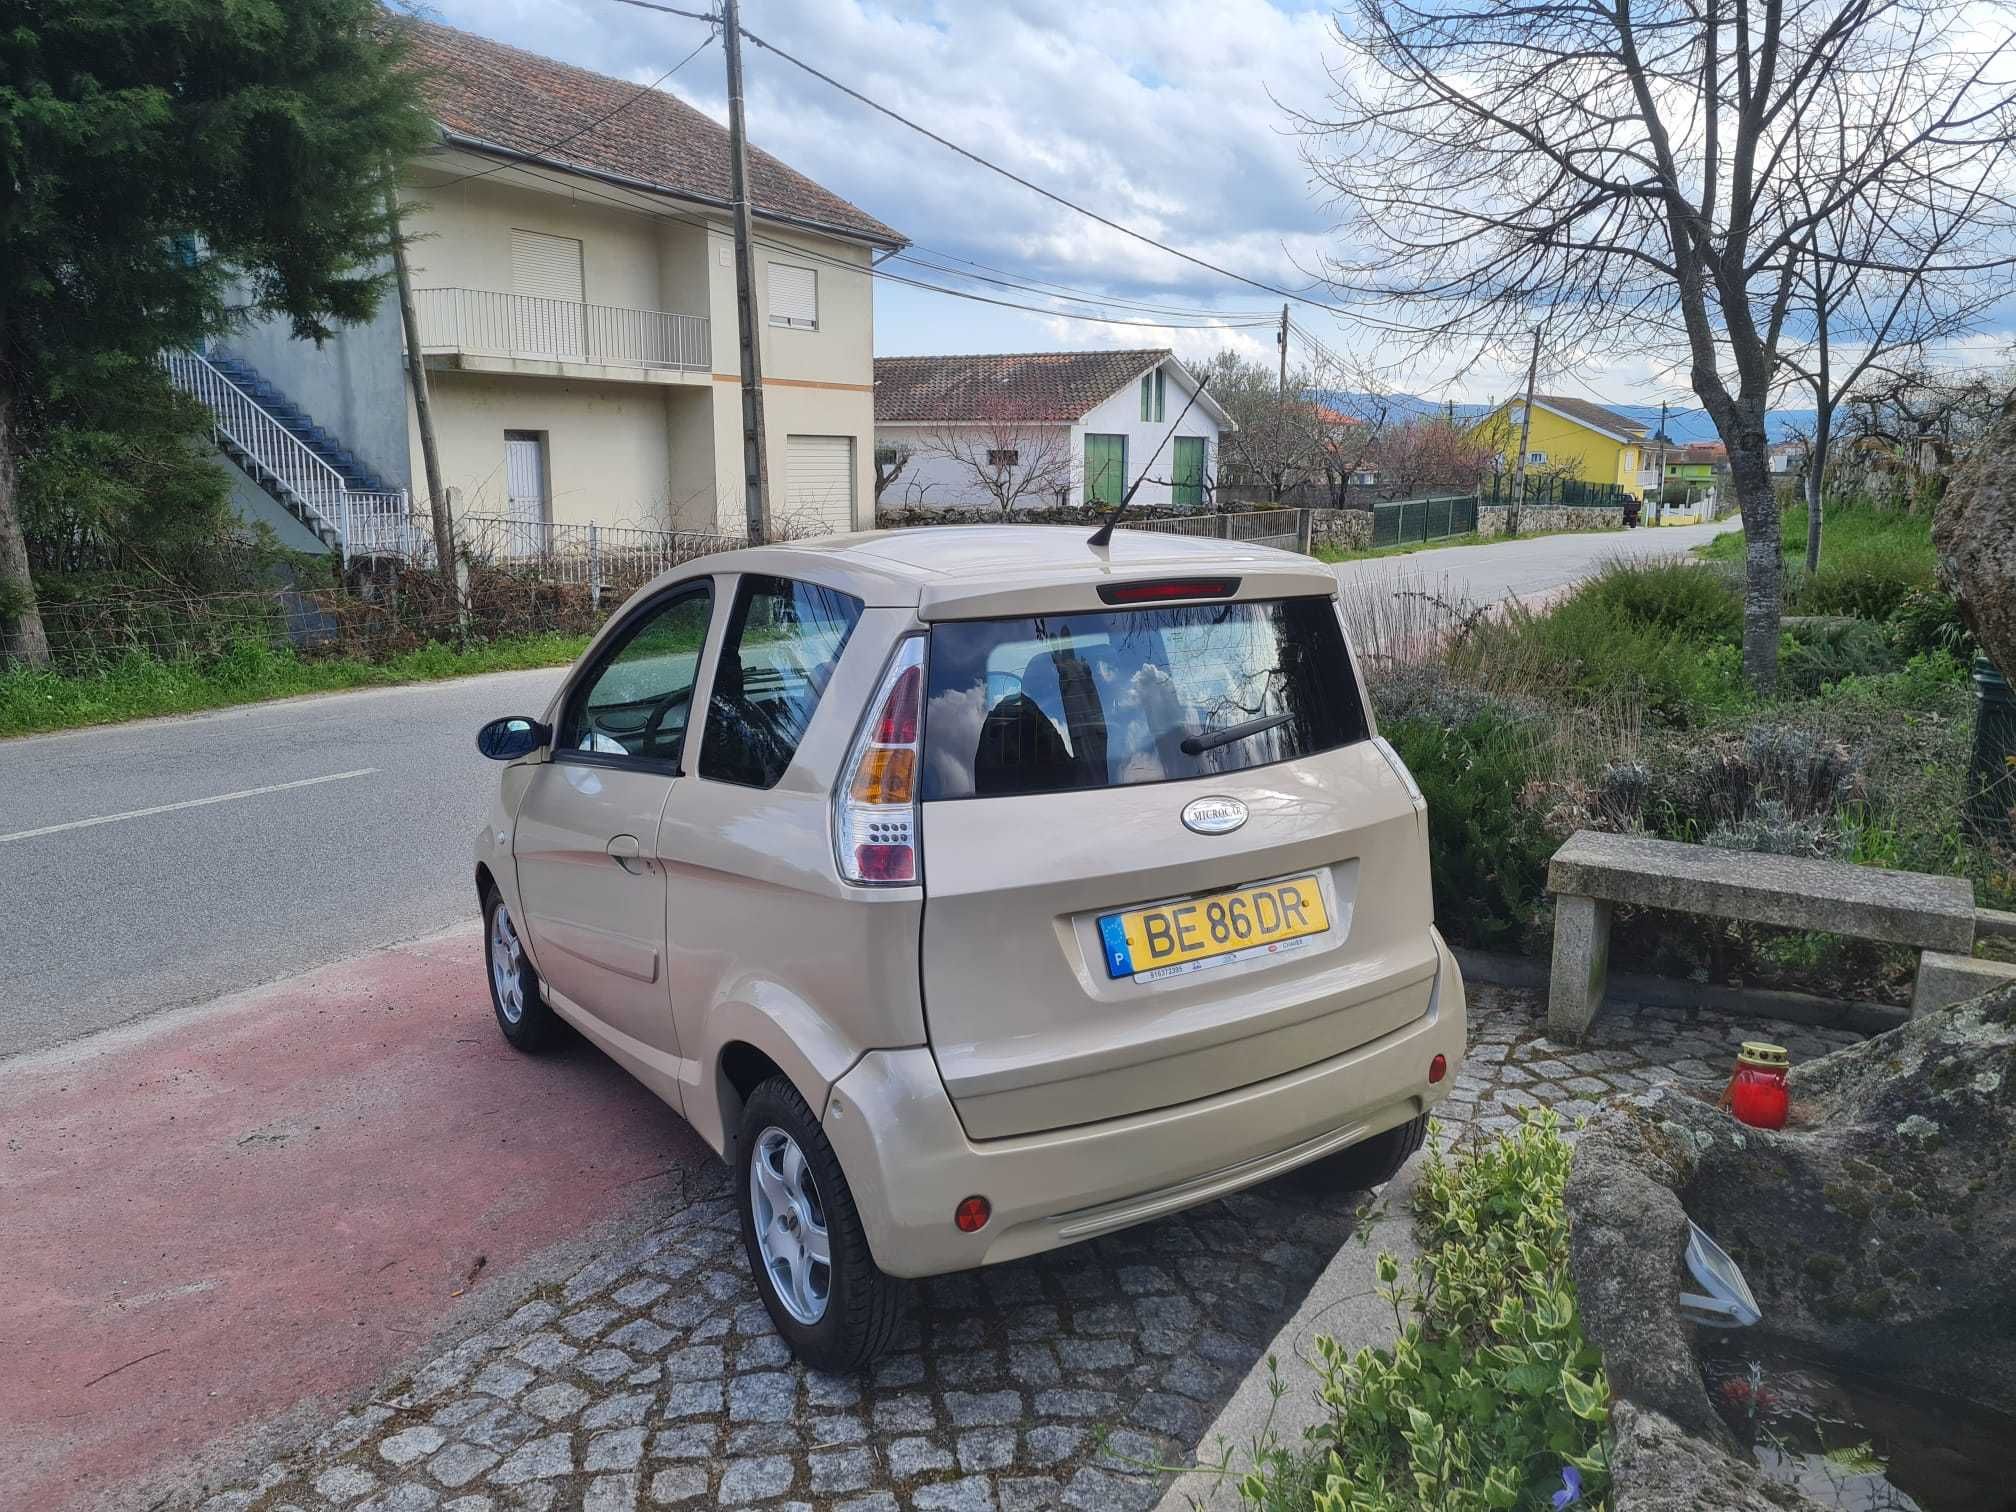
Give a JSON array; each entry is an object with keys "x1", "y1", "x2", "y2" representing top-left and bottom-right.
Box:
[
  {"x1": 1231, "y1": 1112, "x2": 1610, "y2": 1512},
  {"x1": 1457, "y1": 593, "x2": 1746, "y2": 728},
  {"x1": 1385, "y1": 708, "x2": 1554, "y2": 951},
  {"x1": 1778, "y1": 617, "x2": 1903, "y2": 695},
  {"x1": 1574, "y1": 558, "x2": 1741, "y2": 644},
  {"x1": 1647, "y1": 724, "x2": 1860, "y2": 840},
  {"x1": 1703, "y1": 799, "x2": 1834, "y2": 858},
  {"x1": 1888, "y1": 589, "x2": 1976, "y2": 661}
]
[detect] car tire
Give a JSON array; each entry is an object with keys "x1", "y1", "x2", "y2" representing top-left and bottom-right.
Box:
[
  {"x1": 483, "y1": 885, "x2": 557, "y2": 1052},
  {"x1": 1293, "y1": 1113, "x2": 1428, "y2": 1194},
  {"x1": 736, "y1": 1075, "x2": 904, "y2": 1371}
]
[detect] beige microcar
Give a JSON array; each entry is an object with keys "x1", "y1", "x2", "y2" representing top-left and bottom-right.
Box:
[{"x1": 473, "y1": 526, "x2": 1466, "y2": 1369}]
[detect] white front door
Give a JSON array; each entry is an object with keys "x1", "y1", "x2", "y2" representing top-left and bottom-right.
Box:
[
  {"x1": 784, "y1": 434, "x2": 856, "y2": 534},
  {"x1": 504, "y1": 432, "x2": 547, "y2": 557}
]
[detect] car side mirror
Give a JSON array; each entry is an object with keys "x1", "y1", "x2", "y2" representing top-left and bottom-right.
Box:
[{"x1": 476, "y1": 716, "x2": 549, "y2": 762}]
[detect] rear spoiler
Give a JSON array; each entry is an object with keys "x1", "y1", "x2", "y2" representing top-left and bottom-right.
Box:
[{"x1": 916, "y1": 562, "x2": 1339, "y2": 622}]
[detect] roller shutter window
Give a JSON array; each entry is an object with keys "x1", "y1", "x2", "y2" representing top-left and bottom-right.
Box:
[
  {"x1": 768, "y1": 262, "x2": 818, "y2": 329},
  {"x1": 785, "y1": 434, "x2": 856, "y2": 533},
  {"x1": 510, "y1": 229, "x2": 585, "y2": 357}
]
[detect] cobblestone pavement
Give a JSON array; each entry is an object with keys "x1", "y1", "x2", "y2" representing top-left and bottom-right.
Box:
[
  {"x1": 184, "y1": 985, "x2": 1864, "y2": 1512},
  {"x1": 1433, "y1": 984, "x2": 1866, "y2": 1148}
]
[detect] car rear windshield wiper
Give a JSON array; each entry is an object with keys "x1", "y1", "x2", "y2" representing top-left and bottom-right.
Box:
[{"x1": 1180, "y1": 711, "x2": 1292, "y2": 756}]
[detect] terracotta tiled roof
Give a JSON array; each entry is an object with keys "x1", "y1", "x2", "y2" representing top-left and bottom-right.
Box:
[
  {"x1": 1532, "y1": 395, "x2": 1647, "y2": 437},
  {"x1": 875, "y1": 350, "x2": 1173, "y2": 423},
  {"x1": 397, "y1": 16, "x2": 904, "y2": 247}
]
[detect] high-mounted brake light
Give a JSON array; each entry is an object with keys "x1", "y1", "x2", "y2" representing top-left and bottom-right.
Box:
[
  {"x1": 1097, "y1": 577, "x2": 1241, "y2": 605},
  {"x1": 836, "y1": 637, "x2": 927, "y2": 885}
]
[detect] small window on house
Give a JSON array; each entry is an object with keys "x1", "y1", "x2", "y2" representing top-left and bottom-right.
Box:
[
  {"x1": 986, "y1": 448, "x2": 1020, "y2": 467},
  {"x1": 1140, "y1": 370, "x2": 1167, "y2": 421},
  {"x1": 1527, "y1": 450, "x2": 1548, "y2": 465},
  {"x1": 767, "y1": 263, "x2": 818, "y2": 329}
]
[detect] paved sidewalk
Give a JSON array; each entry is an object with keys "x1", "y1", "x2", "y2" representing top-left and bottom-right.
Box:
[{"x1": 179, "y1": 981, "x2": 1864, "y2": 1512}]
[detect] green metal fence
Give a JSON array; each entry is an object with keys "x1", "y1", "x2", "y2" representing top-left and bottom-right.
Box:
[
  {"x1": 1370, "y1": 494, "x2": 1480, "y2": 547},
  {"x1": 1479, "y1": 475, "x2": 1633, "y2": 508}
]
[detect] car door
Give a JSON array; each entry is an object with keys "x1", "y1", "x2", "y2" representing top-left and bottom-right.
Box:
[{"x1": 513, "y1": 579, "x2": 715, "y2": 1106}]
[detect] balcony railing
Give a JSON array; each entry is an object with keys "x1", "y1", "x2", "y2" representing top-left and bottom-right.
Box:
[{"x1": 414, "y1": 288, "x2": 710, "y2": 372}]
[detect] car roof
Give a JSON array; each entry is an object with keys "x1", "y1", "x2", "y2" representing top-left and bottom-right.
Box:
[{"x1": 691, "y1": 526, "x2": 1338, "y2": 613}]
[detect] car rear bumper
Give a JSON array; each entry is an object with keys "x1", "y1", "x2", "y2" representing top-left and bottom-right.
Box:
[{"x1": 822, "y1": 929, "x2": 1466, "y2": 1278}]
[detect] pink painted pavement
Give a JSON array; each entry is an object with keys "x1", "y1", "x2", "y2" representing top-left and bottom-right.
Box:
[{"x1": 0, "y1": 927, "x2": 710, "y2": 1511}]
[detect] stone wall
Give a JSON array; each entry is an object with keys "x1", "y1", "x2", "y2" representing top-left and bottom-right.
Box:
[
  {"x1": 1305, "y1": 509, "x2": 1373, "y2": 552},
  {"x1": 1477, "y1": 504, "x2": 1623, "y2": 538}
]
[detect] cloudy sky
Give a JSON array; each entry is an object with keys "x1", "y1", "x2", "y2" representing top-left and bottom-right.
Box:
[{"x1": 407, "y1": 0, "x2": 2010, "y2": 409}]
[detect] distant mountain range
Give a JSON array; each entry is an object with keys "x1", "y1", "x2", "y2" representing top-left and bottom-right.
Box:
[{"x1": 1317, "y1": 391, "x2": 1815, "y2": 444}]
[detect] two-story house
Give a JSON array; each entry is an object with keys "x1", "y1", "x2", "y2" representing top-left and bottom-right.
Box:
[
  {"x1": 184, "y1": 17, "x2": 904, "y2": 556},
  {"x1": 1472, "y1": 395, "x2": 1648, "y2": 500}
]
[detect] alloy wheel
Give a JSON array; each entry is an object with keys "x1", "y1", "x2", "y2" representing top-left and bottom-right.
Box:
[
  {"x1": 490, "y1": 903, "x2": 526, "y2": 1025},
  {"x1": 749, "y1": 1125, "x2": 831, "y2": 1324}
]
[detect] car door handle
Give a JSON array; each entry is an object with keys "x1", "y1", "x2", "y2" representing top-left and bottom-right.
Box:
[{"x1": 606, "y1": 834, "x2": 646, "y2": 874}]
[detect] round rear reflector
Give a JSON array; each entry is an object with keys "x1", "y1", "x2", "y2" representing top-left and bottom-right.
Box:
[
  {"x1": 1428, "y1": 1054, "x2": 1447, "y2": 1084},
  {"x1": 954, "y1": 1196, "x2": 991, "y2": 1233}
]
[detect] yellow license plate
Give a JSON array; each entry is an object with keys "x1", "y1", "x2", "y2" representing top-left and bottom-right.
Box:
[{"x1": 1098, "y1": 876, "x2": 1329, "y2": 980}]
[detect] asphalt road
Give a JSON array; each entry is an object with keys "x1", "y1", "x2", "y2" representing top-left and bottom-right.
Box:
[
  {"x1": 1, "y1": 517, "x2": 1739, "y2": 1058},
  {"x1": 0, "y1": 669, "x2": 565, "y2": 1057},
  {"x1": 1330, "y1": 513, "x2": 1739, "y2": 604}
]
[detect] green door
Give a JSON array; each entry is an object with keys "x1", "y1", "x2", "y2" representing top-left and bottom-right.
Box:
[
  {"x1": 1084, "y1": 434, "x2": 1126, "y2": 506},
  {"x1": 1172, "y1": 437, "x2": 1205, "y2": 507}
]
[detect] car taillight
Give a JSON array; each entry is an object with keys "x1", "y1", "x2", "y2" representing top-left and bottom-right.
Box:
[{"x1": 836, "y1": 636, "x2": 926, "y2": 886}]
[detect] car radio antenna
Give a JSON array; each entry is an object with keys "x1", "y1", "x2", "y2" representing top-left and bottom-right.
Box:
[{"x1": 1087, "y1": 373, "x2": 1212, "y2": 548}]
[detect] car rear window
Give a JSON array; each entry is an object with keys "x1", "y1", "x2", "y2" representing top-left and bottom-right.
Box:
[{"x1": 920, "y1": 597, "x2": 1368, "y2": 800}]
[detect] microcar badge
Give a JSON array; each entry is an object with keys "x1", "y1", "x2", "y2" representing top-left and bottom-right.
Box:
[{"x1": 1181, "y1": 796, "x2": 1249, "y2": 835}]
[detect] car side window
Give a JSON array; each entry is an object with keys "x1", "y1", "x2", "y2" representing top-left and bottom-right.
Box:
[
  {"x1": 699, "y1": 575, "x2": 863, "y2": 790},
  {"x1": 561, "y1": 585, "x2": 713, "y2": 766}
]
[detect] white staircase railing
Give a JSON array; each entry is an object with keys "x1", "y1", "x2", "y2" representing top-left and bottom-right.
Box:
[{"x1": 163, "y1": 350, "x2": 352, "y2": 550}]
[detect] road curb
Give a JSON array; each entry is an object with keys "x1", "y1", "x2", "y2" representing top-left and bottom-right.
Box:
[{"x1": 1154, "y1": 1153, "x2": 1431, "y2": 1510}]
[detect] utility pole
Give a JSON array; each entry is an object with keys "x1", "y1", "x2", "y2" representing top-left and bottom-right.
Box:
[
  {"x1": 1273, "y1": 304, "x2": 1290, "y2": 502},
  {"x1": 1656, "y1": 399, "x2": 1669, "y2": 509},
  {"x1": 1276, "y1": 304, "x2": 1289, "y2": 398},
  {"x1": 1506, "y1": 325, "x2": 1542, "y2": 538},
  {"x1": 386, "y1": 177, "x2": 454, "y2": 587},
  {"x1": 722, "y1": 0, "x2": 769, "y2": 545}
]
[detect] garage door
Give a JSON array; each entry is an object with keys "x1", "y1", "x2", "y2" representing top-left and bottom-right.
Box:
[{"x1": 784, "y1": 434, "x2": 856, "y2": 535}]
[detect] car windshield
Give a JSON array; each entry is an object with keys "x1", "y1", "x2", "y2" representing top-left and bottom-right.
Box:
[{"x1": 920, "y1": 596, "x2": 1368, "y2": 800}]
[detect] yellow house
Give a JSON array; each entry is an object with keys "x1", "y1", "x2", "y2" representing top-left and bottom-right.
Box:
[{"x1": 1474, "y1": 395, "x2": 1648, "y2": 499}]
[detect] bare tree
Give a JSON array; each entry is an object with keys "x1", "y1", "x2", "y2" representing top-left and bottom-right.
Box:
[
  {"x1": 914, "y1": 399, "x2": 1076, "y2": 517},
  {"x1": 1369, "y1": 413, "x2": 1496, "y2": 498},
  {"x1": 872, "y1": 440, "x2": 914, "y2": 507},
  {"x1": 1297, "y1": 0, "x2": 2016, "y2": 692},
  {"x1": 1203, "y1": 350, "x2": 1326, "y2": 500},
  {"x1": 1773, "y1": 112, "x2": 2007, "y2": 568}
]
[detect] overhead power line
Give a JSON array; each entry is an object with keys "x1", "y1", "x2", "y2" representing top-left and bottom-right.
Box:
[
  {"x1": 730, "y1": 18, "x2": 1361, "y2": 322},
  {"x1": 459, "y1": 153, "x2": 1277, "y2": 333}
]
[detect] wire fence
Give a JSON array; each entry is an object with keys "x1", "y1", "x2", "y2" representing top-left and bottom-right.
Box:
[
  {"x1": 33, "y1": 514, "x2": 752, "y2": 672},
  {"x1": 1122, "y1": 508, "x2": 1304, "y2": 550}
]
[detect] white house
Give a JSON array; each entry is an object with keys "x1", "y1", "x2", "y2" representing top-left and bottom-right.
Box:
[
  {"x1": 873, "y1": 350, "x2": 1232, "y2": 513},
  {"x1": 172, "y1": 16, "x2": 904, "y2": 556}
]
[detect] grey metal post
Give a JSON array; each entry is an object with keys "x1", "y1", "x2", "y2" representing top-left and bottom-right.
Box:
[
  {"x1": 589, "y1": 521, "x2": 602, "y2": 611},
  {"x1": 1296, "y1": 507, "x2": 1314, "y2": 555}
]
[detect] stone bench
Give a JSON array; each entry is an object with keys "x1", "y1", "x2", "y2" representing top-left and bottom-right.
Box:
[{"x1": 1546, "y1": 830, "x2": 1979, "y2": 1040}]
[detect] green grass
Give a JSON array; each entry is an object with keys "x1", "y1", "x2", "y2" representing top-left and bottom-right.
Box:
[
  {"x1": 1697, "y1": 501, "x2": 1937, "y2": 610},
  {"x1": 0, "y1": 631, "x2": 591, "y2": 739}
]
